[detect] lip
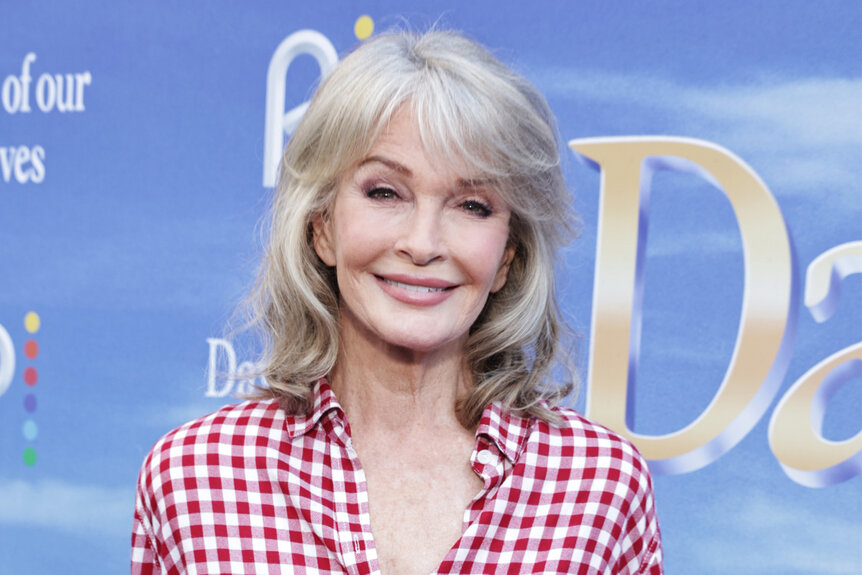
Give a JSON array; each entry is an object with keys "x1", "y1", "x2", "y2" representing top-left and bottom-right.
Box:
[{"x1": 375, "y1": 273, "x2": 457, "y2": 306}]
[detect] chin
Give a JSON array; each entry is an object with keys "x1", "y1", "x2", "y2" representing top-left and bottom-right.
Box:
[{"x1": 378, "y1": 328, "x2": 463, "y2": 356}]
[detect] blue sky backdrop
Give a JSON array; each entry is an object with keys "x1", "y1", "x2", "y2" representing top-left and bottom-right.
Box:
[{"x1": 1, "y1": 1, "x2": 860, "y2": 573}]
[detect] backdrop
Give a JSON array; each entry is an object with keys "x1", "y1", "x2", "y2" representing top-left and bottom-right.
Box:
[{"x1": 1, "y1": 1, "x2": 860, "y2": 573}]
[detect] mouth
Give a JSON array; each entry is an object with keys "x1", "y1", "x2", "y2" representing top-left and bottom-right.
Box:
[
  {"x1": 379, "y1": 277, "x2": 451, "y2": 293},
  {"x1": 375, "y1": 274, "x2": 456, "y2": 306}
]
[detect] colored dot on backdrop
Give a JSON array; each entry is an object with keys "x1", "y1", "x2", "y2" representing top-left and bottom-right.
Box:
[
  {"x1": 23, "y1": 447, "x2": 37, "y2": 466},
  {"x1": 22, "y1": 419, "x2": 38, "y2": 441},
  {"x1": 24, "y1": 311, "x2": 40, "y2": 333},
  {"x1": 24, "y1": 339, "x2": 39, "y2": 359},
  {"x1": 24, "y1": 393, "x2": 37, "y2": 412},
  {"x1": 354, "y1": 15, "x2": 374, "y2": 40},
  {"x1": 24, "y1": 366, "x2": 38, "y2": 386}
]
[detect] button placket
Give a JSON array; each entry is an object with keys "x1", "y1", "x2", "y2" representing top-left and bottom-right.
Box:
[
  {"x1": 329, "y1": 418, "x2": 379, "y2": 574},
  {"x1": 465, "y1": 441, "x2": 506, "y2": 528}
]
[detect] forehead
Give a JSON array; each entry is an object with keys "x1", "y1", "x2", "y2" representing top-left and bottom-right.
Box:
[
  {"x1": 370, "y1": 110, "x2": 426, "y2": 164},
  {"x1": 359, "y1": 107, "x2": 493, "y2": 185}
]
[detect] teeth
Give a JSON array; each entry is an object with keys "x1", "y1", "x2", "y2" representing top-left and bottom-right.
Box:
[{"x1": 383, "y1": 278, "x2": 447, "y2": 293}]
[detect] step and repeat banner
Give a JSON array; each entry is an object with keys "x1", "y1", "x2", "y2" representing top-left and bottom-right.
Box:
[{"x1": 1, "y1": 1, "x2": 860, "y2": 573}]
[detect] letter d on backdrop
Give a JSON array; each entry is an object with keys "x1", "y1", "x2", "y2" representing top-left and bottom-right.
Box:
[{"x1": 570, "y1": 137, "x2": 798, "y2": 474}]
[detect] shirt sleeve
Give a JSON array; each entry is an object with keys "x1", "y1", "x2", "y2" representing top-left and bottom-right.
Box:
[
  {"x1": 636, "y1": 473, "x2": 663, "y2": 574},
  {"x1": 615, "y1": 448, "x2": 664, "y2": 575},
  {"x1": 641, "y1": 534, "x2": 664, "y2": 575},
  {"x1": 131, "y1": 508, "x2": 159, "y2": 574},
  {"x1": 131, "y1": 454, "x2": 161, "y2": 575},
  {"x1": 640, "y1": 532, "x2": 664, "y2": 575}
]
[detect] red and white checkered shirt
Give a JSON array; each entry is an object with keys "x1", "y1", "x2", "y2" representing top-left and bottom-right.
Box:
[{"x1": 132, "y1": 379, "x2": 662, "y2": 574}]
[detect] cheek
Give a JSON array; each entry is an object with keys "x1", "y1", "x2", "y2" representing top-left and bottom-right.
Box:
[
  {"x1": 329, "y1": 200, "x2": 378, "y2": 265},
  {"x1": 331, "y1": 215, "x2": 391, "y2": 271},
  {"x1": 459, "y1": 227, "x2": 512, "y2": 283}
]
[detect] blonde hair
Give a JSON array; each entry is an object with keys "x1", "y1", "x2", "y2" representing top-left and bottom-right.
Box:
[{"x1": 250, "y1": 29, "x2": 577, "y2": 427}]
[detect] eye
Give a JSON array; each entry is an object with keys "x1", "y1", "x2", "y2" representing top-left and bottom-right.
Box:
[
  {"x1": 460, "y1": 199, "x2": 492, "y2": 218},
  {"x1": 364, "y1": 186, "x2": 399, "y2": 201}
]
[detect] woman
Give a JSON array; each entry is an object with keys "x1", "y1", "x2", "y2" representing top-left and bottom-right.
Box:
[{"x1": 132, "y1": 29, "x2": 663, "y2": 574}]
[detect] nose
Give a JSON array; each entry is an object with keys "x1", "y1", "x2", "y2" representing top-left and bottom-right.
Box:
[{"x1": 394, "y1": 203, "x2": 446, "y2": 265}]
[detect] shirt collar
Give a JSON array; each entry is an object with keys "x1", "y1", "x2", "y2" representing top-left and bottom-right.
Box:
[
  {"x1": 283, "y1": 377, "x2": 345, "y2": 439},
  {"x1": 283, "y1": 377, "x2": 536, "y2": 462},
  {"x1": 476, "y1": 401, "x2": 536, "y2": 464}
]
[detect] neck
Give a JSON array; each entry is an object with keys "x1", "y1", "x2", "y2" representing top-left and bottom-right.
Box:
[{"x1": 328, "y1": 310, "x2": 472, "y2": 434}]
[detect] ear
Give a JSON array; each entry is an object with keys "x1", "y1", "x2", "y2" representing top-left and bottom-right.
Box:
[
  {"x1": 311, "y1": 213, "x2": 337, "y2": 267},
  {"x1": 490, "y1": 243, "x2": 516, "y2": 293}
]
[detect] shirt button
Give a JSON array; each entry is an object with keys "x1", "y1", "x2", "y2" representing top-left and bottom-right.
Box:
[{"x1": 477, "y1": 450, "x2": 495, "y2": 465}]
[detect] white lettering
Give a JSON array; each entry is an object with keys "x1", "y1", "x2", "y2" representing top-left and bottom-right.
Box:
[
  {"x1": 0, "y1": 145, "x2": 46, "y2": 184},
  {"x1": 0, "y1": 147, "x2": 14, "y2": 181},
  {"x1": 263, "y1": 30, "x2": 338, "y2": 187},
  {"x1": 0, "y1": 324, "x2": 15, "y2": 398},
  {"x1": 206, "y1": 338, "x2": 237, "y2": 398},
  {"x1": 30, "y1": 146, "x2": 45, "y2": 183},
  {"x1": 205, "y1": 338, "x2": 265, "y2": 398},
  {"x1": 20, "y1": 53, "x2": 35, "y2": 113},
  {"x1": 53, "y1": 74, "x2": 78, "y2": 112},
  {"x1": 2, "y1": 76, "x2": 21, "y2": 113},
  {"x1": 35, "y1": 74, "x2": 55, "y2": 112},
  {"x1": 73, "y1": 72, "x2": 91, "y2": 111},
  {"x1": 3, "y1": 54, "x2": 90, "y2": 115},
  {"x1": 14, "y1": 146, "x2": 30, "y2": 183}
]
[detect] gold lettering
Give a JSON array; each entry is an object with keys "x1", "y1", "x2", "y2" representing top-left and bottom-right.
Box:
[
  {"x1": 769, "y1": 242, "x2": 862, "y2": 486},
  {"x1": 569, "y1": 137, "x2": 795, "y2": 474}
]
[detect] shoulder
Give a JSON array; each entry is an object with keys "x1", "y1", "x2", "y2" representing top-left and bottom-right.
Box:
[
  {"x1": 544, "y1": 405, "x2": 642, "y2": 450},
  {"x1": 137, "y1": 400, "x2": 284, "y2": 486},
  {"x1": 151, "y1": 399, "x2": 282, "y2": 449},
  {"x1": 520, "y1": 406, "x2": 663, "y2": 569},
  {"x1": 528, "y1": 405, "x2": 654, "y2": 487}
]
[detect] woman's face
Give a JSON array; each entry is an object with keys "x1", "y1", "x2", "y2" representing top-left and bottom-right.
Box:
[{"x1": 312, "y1": 109, "x2": 515, "y2": 356}]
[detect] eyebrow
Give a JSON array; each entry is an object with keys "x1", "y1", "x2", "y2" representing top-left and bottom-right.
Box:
[
  {"x1": 357, "y1": 155, "x2": 496, "y2": 190},
  {"x1": 358, "y1": 155, "x2": 412, "y2": 176}
]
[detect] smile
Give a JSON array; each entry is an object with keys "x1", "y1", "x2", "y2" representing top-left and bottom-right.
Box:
[
  {"x1": 381, "y1": 278, "x2": 449, "y2": 293},
  {"x1": 375, "y1": 274, "x2": 457, "y2": 306}
]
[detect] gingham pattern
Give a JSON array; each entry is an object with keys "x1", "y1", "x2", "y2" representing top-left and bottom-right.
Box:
[{"x1": 132, "y1": 379, "x2": 662, "y2": 574}]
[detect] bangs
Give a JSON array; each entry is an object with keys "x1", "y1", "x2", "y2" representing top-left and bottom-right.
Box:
[
  {"x1": 293, "y1": 30, "x2": 562, "y2": 219},
  {"x1": 403, "y1": 48, "x2": 563, "y2": 224}
]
